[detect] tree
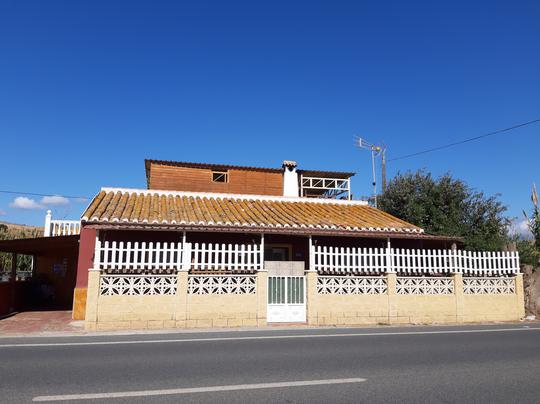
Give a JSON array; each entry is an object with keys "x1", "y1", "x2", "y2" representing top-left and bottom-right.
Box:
[{"x1": 378, "y1": 170, "x2": 510, "y2": 250}]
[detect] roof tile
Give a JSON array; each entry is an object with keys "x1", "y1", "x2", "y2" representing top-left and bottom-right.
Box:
[{"x1": 81, "y1": 188, "x2": 423, "y2": 234}]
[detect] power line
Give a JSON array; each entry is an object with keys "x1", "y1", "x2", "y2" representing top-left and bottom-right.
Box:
[
  {"x1": 0, "y1": 190, "x2": 91, "y2": 200},
  {"x1": 389, "y1": 118, "x2": 540, "y2": 162}
]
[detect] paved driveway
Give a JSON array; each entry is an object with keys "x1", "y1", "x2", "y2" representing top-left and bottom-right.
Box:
[{"x1": 0, "y1": 311, "x2": 83, "y2": 335}]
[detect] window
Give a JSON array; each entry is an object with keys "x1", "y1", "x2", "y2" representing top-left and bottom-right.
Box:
[
  {"x1": 264, "y1": 245, "x2": 291, "y2": 261},
  {"x1": 212, "y1": 170, "x2": 228, "y2": 183}
]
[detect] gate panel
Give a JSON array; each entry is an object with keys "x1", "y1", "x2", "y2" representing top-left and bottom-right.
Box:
[{"x1": 267, "y1": 276, "x2": 306, "y2": 322}]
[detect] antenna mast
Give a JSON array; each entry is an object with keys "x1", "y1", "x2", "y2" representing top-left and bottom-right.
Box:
[{"x1": 354, "y1": 137, "x2": 386, "y2": 208}]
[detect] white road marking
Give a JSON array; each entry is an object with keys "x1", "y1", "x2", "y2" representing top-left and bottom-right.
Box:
[
  {"x1": 1, "y1": 327, "x2": 538, "y2": 348},
  {"x1": 32, "y1": 377, "x2": 368, "y2": 401}
]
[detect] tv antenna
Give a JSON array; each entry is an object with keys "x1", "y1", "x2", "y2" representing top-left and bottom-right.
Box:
[{"x1": 354, "y1": 137, "x2": 386, "y2": 208}]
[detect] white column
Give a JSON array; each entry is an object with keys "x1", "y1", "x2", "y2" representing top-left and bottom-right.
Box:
[
  {"x1": 92, "y1": 231, "x2": 101, "y2": 271},
  {"x1": 181, "y1": 232, "x2": 191, "y2": 272},
  {"x1": 260, "y1": 233, "x2": 265, "y2": 271},
  {"x1": 44, "y1": 210, "x2": 52, "y2": 237},
  {"x1": 308, "y1": 235, "x2": 315, "y2": 271},
  {"x1": 386, "y1": 237, "x2": 394, "y2": 273}
]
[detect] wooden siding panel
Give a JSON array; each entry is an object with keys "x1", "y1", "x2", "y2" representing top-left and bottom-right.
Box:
[{"x1": 149, "y1": 164, "x2": 283, "y2": 196}]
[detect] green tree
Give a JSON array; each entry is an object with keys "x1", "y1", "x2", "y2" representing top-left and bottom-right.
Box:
[{"x1": 378, "y1": 170, "x2": 509, "y2": 250}]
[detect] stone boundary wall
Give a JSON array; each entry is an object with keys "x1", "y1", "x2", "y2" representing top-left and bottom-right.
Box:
[
  {"x1": 85, "y1": 272, "x2": 268, "y2": 331},
  {"x1": 307, "y1": 273, "x2": 525, "y2": 326},
  {"x1": 85, "y1": 271, "x2": 525, "y2": 331}
]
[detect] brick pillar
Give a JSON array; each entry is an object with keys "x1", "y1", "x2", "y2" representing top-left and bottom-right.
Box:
[
  {"x1": 306, "y1": 271, "x2": 318, "y2": 325},
  {"x1": 175, "y1": 272, "x2": 188, "y2": 328},
  {"x1": 387, "y1": 272, "x2": 397, "y2": 324},
  {"x1": 84, "y1": 270, "x2": 100, "y2": 331},
  {"x1": 453, "y1": 273, "x2": 464, "y2": 323},
  {"x1": 256, "y1": 271, "x2": 268, "y2": 326},
  {"x1": 515, "y1": 273, "x2": 525, "y2": 319}
]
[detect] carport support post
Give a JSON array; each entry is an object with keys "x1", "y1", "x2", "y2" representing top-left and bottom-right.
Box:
[{"x1": 10, "y1": 253, "x2": 17, "y2": 312}]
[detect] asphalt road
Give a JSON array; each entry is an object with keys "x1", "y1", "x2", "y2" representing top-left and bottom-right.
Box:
[{"x1": 2, "y1": 324, "x2": 540, "y2": 403}]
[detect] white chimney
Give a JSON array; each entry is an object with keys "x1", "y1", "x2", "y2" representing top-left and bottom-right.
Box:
[{"x1": 282, "y1": 160, "x2": 299, "y2": 197}]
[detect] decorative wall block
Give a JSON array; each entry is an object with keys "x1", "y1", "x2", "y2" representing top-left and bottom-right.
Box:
[
  {"x1": 188, "y1": 275, "x2": 257, "y2": 294},
  {"x1": 463, "y1": 277, "x2": 515, "y2": 295},
  {"x1": 317, "y1": 276, "x2": 387, "y2": 294},
  {"x1": 396, "y1": 277, "x2": 454, "y2": 295},
  {"x1": 100, "y1": 274, "x2": 177, "y2": 296}
]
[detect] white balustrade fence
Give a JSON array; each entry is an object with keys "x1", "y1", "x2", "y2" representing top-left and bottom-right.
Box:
[
  {"x1": 459, "y1": 251, "x2": 520, "y2": 276},
  {"x1": 191, "y1": 243, "x2": 262, "y2": 272},
  {"x1": 312, "y1": 246, "x2": 520, "y2": 276},
  {"x1": 94, "y1": 240, "x2": 262, "y2": 273},
  {"x1": 50, "y1": 220, "x2": 81, "y2": 236},
  {"x1": 313, "y1": 247, "x2": 387, "y2": 274},
  {"x1": 95, "y1": 241, "x2": 185, "y2": 272},
  {"x1": 44, "y1": 210, "x2": 81, "y2": 236}
]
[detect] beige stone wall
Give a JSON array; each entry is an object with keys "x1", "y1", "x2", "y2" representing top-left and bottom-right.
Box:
[
  {"x1": 392, "y1": 295, "x2": 457, "y2": 324},
  {"x1": 463, "y1": 295, "x2": 521, "y2": 322},
  {"x1": 309, "y1": 294, "x2": 389, "y2": 326},
  {"x1": 85, "y1": 271, "x2": 267, "y2": 331},
  {"x1": 186, "y1": 294, "x2": 261, "y2": 328},
  {"x1": 85, "y1": 270, "x2": 525, "y2": 331},
  {"x1": 307, "y1": 272, "x2": 525, "y2": 327}
]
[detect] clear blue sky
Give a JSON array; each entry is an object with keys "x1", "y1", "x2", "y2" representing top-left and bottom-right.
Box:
[{"x1": 1, "y1": 1, "x2": 539, "y2": 230}]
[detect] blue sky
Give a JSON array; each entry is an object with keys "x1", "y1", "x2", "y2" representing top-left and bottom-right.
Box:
[{"x1": 0, "y1": 1, "x2": 539, "y2": 231}]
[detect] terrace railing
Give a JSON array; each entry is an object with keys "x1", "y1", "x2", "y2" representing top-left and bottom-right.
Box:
[
  {"x1": 191, "y1": 243, "x2": 262, "y2": 272},
  {"x1": 44, "y1": 210, "x2": 81, "y2": 237},
  {"x1": 94, "y1": 241, "x2": 262, "y2": 273},
  {"x1": 94, "y1": 241, "x2": 185, "y2": 272},
  {"x1": 312, "y1": 246, "x2": 520, "y2": 276}
]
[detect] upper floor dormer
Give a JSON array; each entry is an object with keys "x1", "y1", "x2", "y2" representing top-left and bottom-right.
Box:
[{"x1": 145, "y1": 159, "x2": 355, "y2": 199}]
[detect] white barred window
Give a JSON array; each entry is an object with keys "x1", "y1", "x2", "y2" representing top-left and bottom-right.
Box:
[
  {"x1": 188, "y1": 275, "x2": 256, "y2": 294},
  {"x1": 317, "y1": 276, "x2": 387, "y2": 294}
]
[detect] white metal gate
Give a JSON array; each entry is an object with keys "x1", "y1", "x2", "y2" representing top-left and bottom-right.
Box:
[{"x1": 267, "y1": 276, "x2": 306, "y2": 322}]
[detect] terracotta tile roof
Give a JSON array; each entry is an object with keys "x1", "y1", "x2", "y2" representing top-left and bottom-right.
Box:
[{"x1": 81, "y1": 188, "x2": 423, "y2": 234}]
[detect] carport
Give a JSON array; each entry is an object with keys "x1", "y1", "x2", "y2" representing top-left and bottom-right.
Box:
[{"x1": 0, "y1": 235, "x2": 79, "y2": 317}]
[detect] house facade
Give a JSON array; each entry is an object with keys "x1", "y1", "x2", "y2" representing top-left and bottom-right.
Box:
[{"x1": 58, "y1": 159, "x2": 524, "y2": 330}]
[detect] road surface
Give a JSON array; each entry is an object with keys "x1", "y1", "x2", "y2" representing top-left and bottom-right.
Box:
[{"x1": 1, "y1": 324, "x2": 540, "y2": 403}]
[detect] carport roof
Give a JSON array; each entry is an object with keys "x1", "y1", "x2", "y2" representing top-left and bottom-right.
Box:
[{"x1": 0, "y1": 235, "x2": 79, "y2": 255}]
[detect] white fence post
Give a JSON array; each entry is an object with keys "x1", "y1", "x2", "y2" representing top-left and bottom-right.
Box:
[
  {"x1": 260, "y1": 234, "x2": 265, "y2": 271},
  {"x1": 309, "y1": 235, "x2": 315, "y2": 271},
  {"x1": 44, "y1": 210, "x2": 52, "y2": 237},
  {"x1": 386, "y1": 238, "x2": 394, "y2": 273}
]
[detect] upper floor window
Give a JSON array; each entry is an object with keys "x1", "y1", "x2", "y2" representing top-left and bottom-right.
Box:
[{"x1": 212, "y1": 170, "x2": 229, "y2": 183}]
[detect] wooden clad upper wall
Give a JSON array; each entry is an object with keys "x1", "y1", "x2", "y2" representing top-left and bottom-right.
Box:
[{"x1": 148, "y1": 164, "x2": 284, "y2": 195}]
